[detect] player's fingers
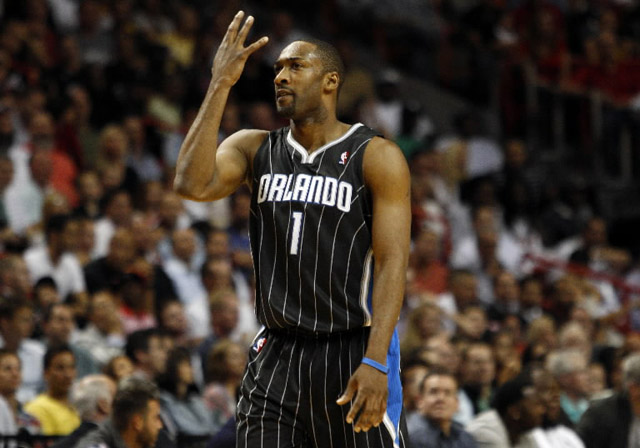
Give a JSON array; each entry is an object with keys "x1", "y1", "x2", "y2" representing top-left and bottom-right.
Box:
[
  {"x1": 245, "y1": 36, "x2": 270, "y2": 56},
  {"x1": 336, "y1": 379, "x2": 357, "y2": 406},
  {"x1": 236, "y1": 14, "x2": 255, "y2": 46},
  {"x1": 345, "y1": 393, "x2": 366, "y2": 426},
  {"x1": 223, "y1": 11, "x2": 244, "y2": 45}
]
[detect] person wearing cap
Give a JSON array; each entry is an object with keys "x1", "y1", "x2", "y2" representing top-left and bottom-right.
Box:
[
  {"x1": 576, "y1": 352, "x2": 640, "y2": 448},
  {"x1": 466, "y1": 374, "x2": 545, "y2": 447}
]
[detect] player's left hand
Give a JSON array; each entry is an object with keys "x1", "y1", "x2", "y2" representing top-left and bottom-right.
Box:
[{"x1": 336, "y1": 364, "x2": 388, "y2": 432}]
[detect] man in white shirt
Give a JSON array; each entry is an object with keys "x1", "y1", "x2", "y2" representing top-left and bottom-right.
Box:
[{"x1": 23, "y1": 214, "x2": 86, "y2": 300}]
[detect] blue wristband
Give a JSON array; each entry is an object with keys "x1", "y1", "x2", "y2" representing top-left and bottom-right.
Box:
[{"x1": 361, "y1": 357, "x2": 389, "y2": 374}]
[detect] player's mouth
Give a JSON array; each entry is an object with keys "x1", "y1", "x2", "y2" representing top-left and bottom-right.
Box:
[{"x1": 276, "y1": 89, "x2": 294, "y2": 98}]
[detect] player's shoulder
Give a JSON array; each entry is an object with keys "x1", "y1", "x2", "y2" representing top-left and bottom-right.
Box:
[
  {"x1": 222, "y1": 128, "x2": 271, "y2": 160},
  {"x1": 363, "y1": 135, "x2": 408, "y2": 172}
]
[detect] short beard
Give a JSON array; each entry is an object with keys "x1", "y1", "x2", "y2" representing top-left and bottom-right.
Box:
[{"x1": 276, "y1": 101, "x2": 295, "y2": 119}]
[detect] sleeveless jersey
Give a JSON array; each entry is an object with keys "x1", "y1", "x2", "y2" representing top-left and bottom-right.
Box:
[{"x1": 249, "y1": 123, "x2": 380, "y2": 334}]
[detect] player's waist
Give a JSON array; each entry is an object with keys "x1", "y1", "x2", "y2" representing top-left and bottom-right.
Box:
[{"x1": 266, "y1": 325, "x2": 370, "y2": 341}]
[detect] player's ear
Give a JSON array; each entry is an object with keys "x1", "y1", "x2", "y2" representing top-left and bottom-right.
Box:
[{"x1": 325, "y1": 72, "x2": 339, "y2": 93}]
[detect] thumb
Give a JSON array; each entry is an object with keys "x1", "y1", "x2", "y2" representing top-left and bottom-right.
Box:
[{"x1": 336, "y1": 377, "x2": 357, "y2": 405}]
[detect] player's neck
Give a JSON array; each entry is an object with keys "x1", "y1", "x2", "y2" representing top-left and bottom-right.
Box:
[{"x1": 289, "y1": 117, "x2": 351, "y2": 154}]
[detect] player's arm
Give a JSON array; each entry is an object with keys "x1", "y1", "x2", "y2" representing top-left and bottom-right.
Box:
[
  {"x1": 337, "y1": 137, "x2": 411, "y2": 432},
  {"x1": 173, "y1": 11, "x2": 269, "y2": 202}
]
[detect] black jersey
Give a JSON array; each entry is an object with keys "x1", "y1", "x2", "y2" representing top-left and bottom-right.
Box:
[{"x1": 249, "y1": 123, "x2": 380, "y2": 334}]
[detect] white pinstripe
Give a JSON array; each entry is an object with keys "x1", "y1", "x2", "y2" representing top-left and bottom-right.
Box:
[
  {"x1": 343, "y1": 221, "x2": 367, "y2": 329},
  {"x1": 291, "y1": 344, "x2": 305, "y2": 446},
  {"x1": 276, "y1": 337, "x2": 298, "y2": 447},
  {"x1": 322, "y1": 341, "x2": 334, "y2": 448},
  {"x1": 310, "y1": 149, "x2": 329, "y2": 332},
  {"x1": 266, "y1": 136, "x2": 286, "y2": 327},
  {"x1": 359, "y1": 249, "x2": 374, "y2": 325},
  {"x1": 258, "y1": 343, "x2": 283, "y2": 448},
  {"x1": 309, "y1": 350, "x2": 320, "y2": 448},
  {"x1": 239, "y1": 330, "x2": 277, "y2": 448}
]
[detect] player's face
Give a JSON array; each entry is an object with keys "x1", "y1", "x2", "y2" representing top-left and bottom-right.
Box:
[{"x1": 274, "y1": 42, "x2": 326, "y2": 120}]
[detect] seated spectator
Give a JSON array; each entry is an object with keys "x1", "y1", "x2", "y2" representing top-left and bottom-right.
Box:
[
  {"x1": 467, "y1": 374, "x2": 545, "y2": 447},
  {"x1": 407, "y1": 369, "x2": 477, "y2": 447},
  {"x1": 401, "y1": 301, "x2": 446, "y2": 356},
  {"x1": 203, "y1": 340, "x2": 247, "y2": 430},
  {"x1": 125, "y1": 328, "x2": 168, "y2": 382},
  {"x1": 577, "y1": 353, "x2": 640, "y2": 448},
  {"x1": 407, "y1": 228, "x2": 449, "y2": 298},
  {"x1": 400, "y1": 357, "x2": 430, "y2": 415},
  {"x1": 41, "y1": 303, "x2": 97, "y2": 378},
  {"x1": 197, "y1": 289, "x2": 240, "y2": 376},
  {"x1": 0, "y1": 349, "x2": 40, "y2": 435},
  {"x1": 486, "y1": 270, "x2": 521, "y2": 331},
  {"x1": 24, "y1": 344, "x2": 80, "y2": 436},
  {"x1": 74, "y1": 376, "x2": 163, "y2": 448},
  {"x1": 23, "y1": 213, "x2": 86, "y2": 301},
  {"x1": 158, "y1": 347, "x2": 218, "y2": 438},
  {"x1": 530, "y1": 365, "x2": 584, "y2": 447},
  {"x1": 116, "y1": 272, "x2": 156, "y2": 335},
  {"x1": 73, "y1": 290, "x2": 126, "y2": 368},
  {"x1": 0, "y1": 301, "x2": 46, "y2": 403},
  {"x1": 459, "y1": 342, "x2": 497, "y2": 416},
  {"x1": 51, "y1": 374, "x2": 116, "y2": 448},
  {"x1": 84, "y1": 228, "x2": 136, "y2": 294},
  {"x1": 436, "y1": 269, "x2": 479, "y2": 333},
  {"x1": 102, "y1": 354, "x2": 134, "y2": 383},
  {"x1": 546, "y1": 349, "x2": 591, "y2": 426}
]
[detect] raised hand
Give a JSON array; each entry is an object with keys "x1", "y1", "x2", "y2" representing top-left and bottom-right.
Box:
[{"x1": 211, "y1": 11, "x2": 269, "y2": 88}]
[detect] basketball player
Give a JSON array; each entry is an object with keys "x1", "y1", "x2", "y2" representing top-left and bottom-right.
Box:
[{"x1": 174, "y1": 11, "x2": 410, "y2": 448}]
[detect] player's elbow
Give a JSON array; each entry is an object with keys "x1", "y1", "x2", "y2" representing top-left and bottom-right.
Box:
[{"x1": 173, "y1": 174, "x2": 207, "y2": 201}]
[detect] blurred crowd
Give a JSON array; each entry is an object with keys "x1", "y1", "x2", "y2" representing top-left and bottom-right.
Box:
[{"x1": 1, "y1": 0, "x2": 640, "y2": 447}]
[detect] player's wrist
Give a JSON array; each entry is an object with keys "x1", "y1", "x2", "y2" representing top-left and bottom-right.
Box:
[{"x1": 361, "y1": 357, "x2": 388, "y2": 375}]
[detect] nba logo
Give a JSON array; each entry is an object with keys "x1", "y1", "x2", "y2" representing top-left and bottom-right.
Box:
[
  {"x1": 253, "y1": 337, "x2": 267, "y2": 353},
  {"x1": 339, "y1": 151, "x2": 350, "y2": 165}
]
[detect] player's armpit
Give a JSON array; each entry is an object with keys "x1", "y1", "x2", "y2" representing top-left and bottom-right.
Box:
[{"x1": 175, "y1": 129, "x2": 267, "y2": 201}]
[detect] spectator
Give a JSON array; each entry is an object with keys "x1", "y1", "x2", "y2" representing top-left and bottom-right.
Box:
[
  {"x1": 197, "y1": 289, "x2": 239, "y2": 377},
  {"x1": 102, "y1": 354, "x2": 134, "y2": 383},
  {"x1": 0, "y1": 301, "x2": 46, "y2": 403},
  {"x1": 0, "y1": 348, "x2": 40, "y2": 435},
  {"x1": 51, "y1": 374, "x2": 117, "y2": 448},
  {"x1": 158, "y1": 347, "x2": 217, "y2": 438},
  {"x1": 400, "y1": 357, "x2": 430, "y2": 415},
  {"x1": 92, "y1": 189, "x2": 134, "y2": 259},
  {"x1": 437, "y1": 269, "x2": 479, "y2": 333},
  {"x1": 23, "y1": 213, "x2": 86, "y2": 300},
  {"x1": 577, "y1": 352, "x2": 640, "y2": 448},
  {"x1": 41, "y1": 303, "x2": 97, "y2": 378},
  {"x1": 546, "y1": 349, "x2": 591, "y2": 426},
  {"x1": 203, "y1": 339, "x2": 247, "y2": 430},
  {"x1": 84, "y1": 228, "x2": 136, "y2": 294},
  {"x1": 24, "y1": 344, "x2": 80, "y2": 436},
  {"x1": 466, "y1": 374, "x2": 544, "y2": 447},
  {"x1": 75, "y1": 376, "x2": 163, "y2": 448},
  {"x1": 407, "y1": 369, "x2": 477, "y2": 447},
  {"x1": 530, "y1": 365, "x2": 585, "y2": 447},
  {"x1": 407, "y1": 228, "x2": 449, "y2": 298},
  {"x1": 116, "y1": 272, "x2": 156, "y2": 335},
  {"x1": 74, "y1": 290, "x2": 126, "y2": 368},
  {"x1": 459, "y1": 342, "x2": 496, "y2": 416},
  {"x1": 162, "y1": 228, "x2": 206, "y2": 306},
  {"x1": 401, "y1": 302, "x2": 446, "y2": 356},
  {"x1": 125, "y1": 328, "x2": 168, "y2": 382}
]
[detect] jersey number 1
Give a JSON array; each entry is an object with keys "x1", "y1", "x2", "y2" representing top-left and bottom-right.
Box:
[{"x1": 290, "y1": 212, "x2": 303, "y2": 255}]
